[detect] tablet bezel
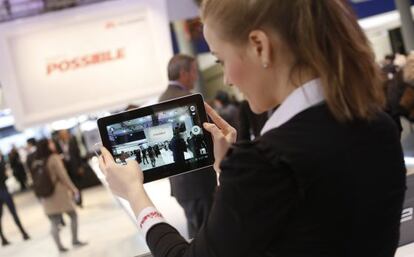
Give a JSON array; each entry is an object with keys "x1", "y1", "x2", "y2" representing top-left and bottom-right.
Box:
[{"x1": 97, "y1": 94, "x2": 214, "y2": 183}]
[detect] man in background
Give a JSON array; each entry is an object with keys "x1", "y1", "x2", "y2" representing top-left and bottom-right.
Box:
[
  {"x1": 25, "y1": 138, "x2": 37, "y2": 176},
  {"x1": 159, "y1": 54, "x2": 217, "y2": 239},
  {"x1": 238, "y1": 100, "x2": 270, "y2": 141},
  {"x1": 213, "y1": 90, "x2": 239, "y2": 131}
]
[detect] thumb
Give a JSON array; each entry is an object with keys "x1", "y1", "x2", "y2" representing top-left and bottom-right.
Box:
[
  {"x1": 98, "y1": 156, "x2": 107, "y2": 176},
  {"x1": 126, "y1": 159, "x2": 139, "y2": 168},
  {"x1": 100, "y1": 147, "x2": 115, "y2": 165}
]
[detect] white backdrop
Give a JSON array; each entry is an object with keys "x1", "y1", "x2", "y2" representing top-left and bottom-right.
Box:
[
  {"x1": 0, "y1": 0, "x2": 172, "y2": 129},
  {"x1": 148, "y1": 123, "x2": 174, "y2": 143}
]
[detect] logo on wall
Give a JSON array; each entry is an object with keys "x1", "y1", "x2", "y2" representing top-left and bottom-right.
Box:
[
  {"x1": 402, "y1": 207, "x2": 413, "y2": 223},
  {"x1": 46, "y1": 48, "x2": 125, "y2": 76}
]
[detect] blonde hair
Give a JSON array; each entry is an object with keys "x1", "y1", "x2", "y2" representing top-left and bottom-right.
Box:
[{"x1": 201, "y1": 0, "x2": 385, "y2": 122}]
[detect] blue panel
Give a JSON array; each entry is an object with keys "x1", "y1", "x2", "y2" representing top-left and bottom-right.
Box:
[
  {"x1": 173, "y1": 1, "x2": 414, "y2": 55},
  {"x1": 349, "y1": 0, "x2": 396, "y2": 19},
  {"x1": 349, "y1": 0, "x2": 414, "y2": 19},
  {"x1": 194, "y1": 32, "x2": 210, "y2": 54},
  {"x1": 170, "y1": 23, "x2": 180, "y2": 55}
]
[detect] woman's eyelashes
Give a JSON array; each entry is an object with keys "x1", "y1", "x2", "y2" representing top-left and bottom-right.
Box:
[{"x1": 215, "y1": 59, "x2": 224, "y2": 66}]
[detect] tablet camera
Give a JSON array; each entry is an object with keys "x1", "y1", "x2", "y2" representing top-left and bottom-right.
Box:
[{"x1": 191, "y1": 125, "x2": 201, "y2": 135}]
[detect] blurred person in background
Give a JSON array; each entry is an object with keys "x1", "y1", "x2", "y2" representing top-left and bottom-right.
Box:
[
  {"x1": 0, "y1": 151, "x2": 30, "y2": 246},
  {"x1": 34, "y1": 139, "x2": 86, "y2": 253},
  {"x1": 394, "y1": 53, "x2": 407, "y2": 70},
  {"x1": 25, "y1": 138, "x2": 37, "y2": 178},
  {"x1": 8, "y1": 146, "x2": 28, "y2": 191},
  {"x1": 159, "y1": 54, "x2": 217, "y2": 238},
  {"x1": 381, "y1": 54, "x2": 397, "y2": 79},
  {"x1": 383, "y1": 53, "x2": 414, "y2": 138},
  {"x1": 398, "y1": 54, "x2": 414, "y2": 120},
  {"x1": 213, "y1": 90, "x2": 239, "y2": 130},
  {"x1": 238, "y1": 100, "x2": 269, "y2": 141},
  {"x1": 55, "y1": 129, "x2": 84, "y2": 207}
]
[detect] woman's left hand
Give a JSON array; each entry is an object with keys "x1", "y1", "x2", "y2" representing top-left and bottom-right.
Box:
[
  {"x1": 203, "y1": 103, "x2": 237, "y2": 173},
  {"x1": 98, "y1": 147, "x2": 144, "y2": 201}
]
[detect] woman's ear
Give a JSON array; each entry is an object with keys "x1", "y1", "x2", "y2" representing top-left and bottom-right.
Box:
[{"x1": 248, "y1": 30, "x2": 272, "y2": 68}]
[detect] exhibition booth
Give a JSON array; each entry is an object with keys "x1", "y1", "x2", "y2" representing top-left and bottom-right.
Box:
[{"x1": 0, "y1": 0, "x2": 414, "y2": 256}]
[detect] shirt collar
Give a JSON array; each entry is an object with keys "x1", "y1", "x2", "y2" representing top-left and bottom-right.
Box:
[
  {"x1": 168, "y1": 81, "x2": 188, "y2": 91},
  {"x1": 260, "y1": 78, "x2": 324, "y2": 135}
]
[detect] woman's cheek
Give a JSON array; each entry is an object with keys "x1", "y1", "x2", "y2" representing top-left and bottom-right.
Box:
[{"x1": 226, "y1": 63, "x2": 245, "y2": 88}]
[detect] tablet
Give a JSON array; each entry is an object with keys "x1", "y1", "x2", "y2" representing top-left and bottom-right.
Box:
[{"x1": 97, "y1": 94, "x2": 214, "y2": 183}]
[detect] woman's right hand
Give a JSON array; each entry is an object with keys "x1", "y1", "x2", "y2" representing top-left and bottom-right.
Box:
[
  {"x1": 203, "y1": 103, "x2": 237, "y2": 173},
  {"x1": 98, "y1": 147, "x2": 144, "y2": 201}
]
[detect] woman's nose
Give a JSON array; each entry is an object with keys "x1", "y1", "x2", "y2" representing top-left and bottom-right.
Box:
[{"x1": 223, "y1": 73, "x2": 233, "y2": 87}]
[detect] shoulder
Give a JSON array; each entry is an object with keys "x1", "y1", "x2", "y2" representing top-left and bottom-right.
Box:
[
  {"x1": 262, "y1": 104, "x2": 399, "y2": 143},
  {"x1": 220, "y1": 140, "x2": 290, "y2": 187},
  {"x1": 255, "y1": 104, "x2": 400, "y2": 162},
  {"x1": 218, "y1": 141, "x2": 298, "y2": 214},
  {"x1": 159, "y1": 86, "x2": 188, "y2": 102}
]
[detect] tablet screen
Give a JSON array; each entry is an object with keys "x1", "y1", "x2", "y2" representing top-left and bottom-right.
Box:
[
  {"x1": 106, "y1": 104, "x2": 208, "y2": 170},
  {"x1": 98, "y1": 94, "x2": 214, "y2": 182}
]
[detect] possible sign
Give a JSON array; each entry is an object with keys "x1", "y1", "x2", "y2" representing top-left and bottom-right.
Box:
[{"x1": 0, "y1": 0, "x2": 172, "y2": 129}]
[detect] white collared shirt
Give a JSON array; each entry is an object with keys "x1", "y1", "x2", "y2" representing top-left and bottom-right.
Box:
[{"x1": 261, "y1": 79, "x2": 325, "y2": 135}]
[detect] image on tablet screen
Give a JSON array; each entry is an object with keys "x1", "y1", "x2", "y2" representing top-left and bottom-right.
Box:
[{"x1": 106, "y1": 105, "x2": 208, "y2": 171}]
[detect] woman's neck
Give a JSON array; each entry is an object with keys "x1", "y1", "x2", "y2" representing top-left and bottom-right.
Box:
[{"x1": 273, "y1": 67, "x2": 318, "y2": 109}]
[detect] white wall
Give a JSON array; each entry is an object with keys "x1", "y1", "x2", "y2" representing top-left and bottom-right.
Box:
[
  {"x1": 0, "y1": 0, "x2": 173, "y2": 129},
  {"x1": 167, "y1": 0, "x2": 199, "y2": 21},
  {"x1": 359, "y1": 6, "x2": 414, "y2": 60},
  {"x1": 366, "y1": 30, "x2": 393, "y2": 61}
]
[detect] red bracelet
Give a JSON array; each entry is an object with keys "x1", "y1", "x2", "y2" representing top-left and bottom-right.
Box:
[{"x1": 139, "y1": 211, "x2": 163, "y2": 229}]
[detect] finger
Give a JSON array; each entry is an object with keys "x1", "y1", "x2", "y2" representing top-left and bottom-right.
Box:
[
  {"x1": 204, "y1": 103, "x2": 233, "y2": 131},
  {"x1": 203, "y1": 123, "x2": 223, "y2": 139},
  {"x1": 98, "y1": 155, "x2": 107, "y2": 176},
  {"x1": 100, "y1": 147, "x2": 115, "y2": 165},
  {"x1": 126, "y1": 159, "x2": 140, "y2": 169}
]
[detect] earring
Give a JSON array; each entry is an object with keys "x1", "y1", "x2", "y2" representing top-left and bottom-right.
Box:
[{"x1": 263, "y1": 63, "x2": 269, "y2": 69}]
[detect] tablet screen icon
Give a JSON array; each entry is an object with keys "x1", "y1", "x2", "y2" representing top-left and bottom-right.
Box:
[{"x1": 191, "y1": 125, "x2": 201, "y2": 135}]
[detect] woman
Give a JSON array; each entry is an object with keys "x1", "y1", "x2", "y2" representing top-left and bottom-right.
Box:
[
  {"x1": 99, "y1": 1, "x2": 406, "y2": 256},
  {"x1": 35, "y1": 139, "x2": 85, "y2": 252},
  {"x1": 8, "y1": 147, "x2": 27, "y2": 191},
  {"x1": 0, "y1": 152, "x2": 29, "y2": 246}
]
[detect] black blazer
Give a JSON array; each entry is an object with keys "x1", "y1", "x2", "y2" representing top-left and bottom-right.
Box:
[
  {"x1": 146, "y1": 104, "x2": 406, "y2": 257},
  {"x1": 159, "y1": 85, "x2": 217, "y2": 201}
]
